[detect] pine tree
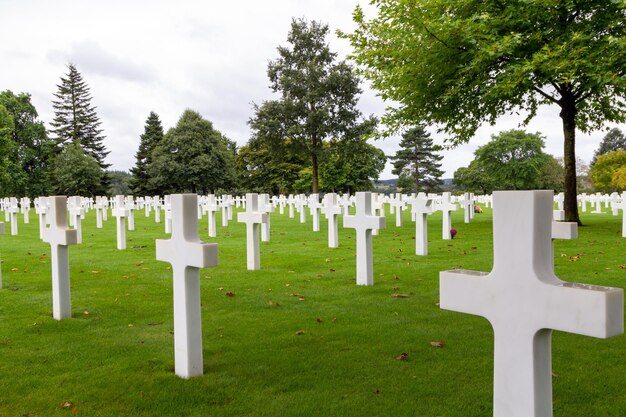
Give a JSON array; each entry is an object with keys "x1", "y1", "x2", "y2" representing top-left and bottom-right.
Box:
[
  {"x1": 129, "y1": 111, "x2": 164, "y2": 195},
  {"x1": 51, "y1": 64, "x2": 110, "y2": 171},
  {"x1": 391, "y1": 126, "x2": 444, "y2": 193},
  {"x1": 591, "y1": 128, "x2": 626, "y2": 165}
]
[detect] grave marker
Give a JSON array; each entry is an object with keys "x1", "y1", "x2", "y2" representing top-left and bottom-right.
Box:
[
  {"x1": 156, "y1": 194, "x2": 218, "y2": 378},
  {"x1": 237, "y1": 193, "x2": 268, "y2": 270},
  {"x1": 440, "y1": 192, "x2": 458, "y2": 240},
  {"x1": 42, "y1": 196, "x2": 79, "y2": 320},
  {"x1": 343, "y1": 192, "x2": 386, "y2": 286},
  {"x1": 112, "y1": 195, "x2": 129, "y2": 250},
  {"x1": 440, "y1": 190, "x2": 624, "y2": 417},
  {"x1": 321, "y1": 193, "x2": 342, "y2": 248}
]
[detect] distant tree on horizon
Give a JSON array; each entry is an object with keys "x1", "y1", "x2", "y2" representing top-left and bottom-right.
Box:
[
  {"x1": 390, "y1": 126, "x2": 443, "y2": 193},
  {"x1": 591, "y1": 128, "x2": 626, "y2": 166}
]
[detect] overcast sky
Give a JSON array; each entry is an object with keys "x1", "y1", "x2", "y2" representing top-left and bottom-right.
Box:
[{"x1": 1, "y1": 0, "x2": 621, "y2": 178}]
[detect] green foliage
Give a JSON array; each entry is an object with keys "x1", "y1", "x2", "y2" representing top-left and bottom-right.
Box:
[
  {"x1": 589, "y1": 149, "x2": 626, "y2": 192},
  {"x1": 591, "y1": 128, "x2": 626, "y2": 165},
  {"x1": 148, "y1": 110, "x2": 237, "y2": 194},
  {"x1": 611, "y1": 165, "x2": 626, "y2": 190},
  {"x1": 320, "y1": 137, "x2": 386, "y2": 193},
  {"x1": 345, "y1": 0, "x2": 626, "y2": 222},
  {"x1": 454, "y1": 130, "x2": 560, "y2": 192},
  {"x1": 107, "y1": 170, "x2": 132, "y2": 196},
  {"x1": 453, "y1": 162, "x2": 495, "y2": 194},
  {"x1": 0, "y1": 104, "x2": 17, "y2": 195},
  {"x1": 0, "y1": 90, "x2": 54, "y2": 197},
  {"x1": 390, "y1": 126, "x2": 443, "y2": 193},
  {"x1": 129, "y1": 112, "x2": 164, "y2": 195},
  {"x1": 51, "y1": 143, "x2": 103, "y2": 196},
  {"x1": 251, "y1": 18, "x2": 377, "y2": 192},
  {"x1": 51, "y1": 63, "x2": 110, "y2": 188},
  {"x1": 235, "y1": 138, "x2": 304, "y2": 194}
]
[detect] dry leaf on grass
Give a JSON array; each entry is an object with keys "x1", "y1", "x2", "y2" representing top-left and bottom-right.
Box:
[
  {"x1": 295, "y1": 330, "x2": 305, "y2": 335},
  {"x1": 61, "y1": 401, "x2": 73, "y2": 409},
  {"x1": 226, "y1": 292, "x2": 236, "y2": 297},
  {"x1": 430, "y1": 341, "x2": 445, "y2": 348},
  {"x1": 395, "y1": 352, "x2": 409, "y2": 360},
  {"x1": 391, "y1": 293, "x2": 409, "y2": 298}
]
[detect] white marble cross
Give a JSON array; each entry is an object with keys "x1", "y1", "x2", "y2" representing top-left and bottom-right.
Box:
[
  {"x1": 343, "y1": 192, "x2": 386, "y2": 286},
  {"x1": 69, "y1": 196, "x2": 84, "y2": 244},
  {"x1": 221, "y1": 195, "x2": 231, "y2": 227},
  {"x1": 112, "y1": 195, "x2": 129, "y2": 250},
  {"x1": 295, "y1": 195, "x2": 307, "y2": 223},
  {"x1": 42, "y1": 196, "x2": 79, "y2": 320},
  {"x1": 204, "y1": 194, "x2": 218, "y2": 238},
  {"x1": 156, "y1": 194, "x2": 218, "y2": 379},
  {"x1": 321, "y1": 193, "x2": 342, "y2": 248},
  {"x1": 35, "y1": 197, "x2": 48, "y2": 239},
  {"x1": 20, "y1": 197, "x2": 30, "y2": 224},
  {"x1": 95, "y1": 196, "x2": 105, "y2": 229},
  {"x1": 440, "y1": 190, "x2": 624, "y2": 417},
  {"x1": 309, "y1": 193, "x2": 322, "y2": 232},
  {"x1": 258, "y1": 194, "x2": 272, "y2": 242},
  {"x1": 126, "y1": 196, "x2": 136, "y2": 231},
  {"x1": 410, "y1": 196, "x2": 433, "y2": 256},
  {"x1": 153, "y1": 196, "x2": 161, "y2": 223},
  {"x1": 460, "y1": 192, "x2": 473, "y2": 224},
  {"x1": 390, "y1": 196, "x2": 405, "y2": 227},
  {"x1": 237, "y1": 193, "x2": 268, "y2": 270},
  {"x1": 619, "y1": 191, "x2": 626, "y2": 237},
  {"x1": 440, "y1": 192, "x2": 458, "y2": 240},
  {"x1": 9, "y1": 198, "x2": 19, "y2": 236}
]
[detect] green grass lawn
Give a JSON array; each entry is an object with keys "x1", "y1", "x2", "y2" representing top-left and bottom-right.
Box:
[{"x1": 0, "y1": 203, "x2": 624, "y2": 417}]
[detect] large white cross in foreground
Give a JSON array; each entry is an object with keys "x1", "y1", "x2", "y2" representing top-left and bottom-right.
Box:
[
  {"x1": 156, "y1": 194, "x2": 218, "y2": 379},
  {"x1": 440, "y1": 190, "x2": 623, "y2": 417},
  {"x1": 343, "y1": 192, "x2": 386, "y2": 286},
  {"x1": 42, "y1": 196, "x2": 79, "y2": 320}
]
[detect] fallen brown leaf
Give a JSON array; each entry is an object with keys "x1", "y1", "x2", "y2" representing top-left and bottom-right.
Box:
[
  {"x1": 295, "y1": 330, "x2": 305, "y2": 335},
  {"x1": 316, "y1": 317, "x2": 322, "y2": 323},
  {"x1": 226, "y1": 292, "x2": 236, "y2": 297},
  {"x1": 430, "y1": 341, "x2": 445, "y2": 348},
  {"x1": 619, "y1": 265, "x2": 626, "y2": 269},
  {"x1": 391, "y1": 293, "x2": 409, "y2": 298},
  {"x1": 325, "y1": 258, "x2": 332, "y2": 263},
  {"x1": 395, "y1": 352, "x2": 409, "y2": 360},
  {"x1": 61, "y1": 401, "x2": 73, "y2": 409}
]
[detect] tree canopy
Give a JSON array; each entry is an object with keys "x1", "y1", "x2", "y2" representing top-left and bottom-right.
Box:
[
  {"x1": 454, "y1": 130, "x2": 562, "y2": 193},
  {"x1": 148, "y1": 109, "x2": 237, "y2": 194},
  {"x1": 345, "y1": 0, "x2": 626, "y2": 223},
  {"x1": 589, "y1": 149, "x2": 626, "y2": 192},
  {"x1": 129, "y1": 111, "x2": 164, "y2": 195},
  {"x1": 51, "y1": 143, "x2": 103, "y2": 197},
  {"x1": 251, "y1": 18, "x2": 377, "y2": 193},
  {"x1": 592, "y1": 128, "x2": 626, "y2": 165}
]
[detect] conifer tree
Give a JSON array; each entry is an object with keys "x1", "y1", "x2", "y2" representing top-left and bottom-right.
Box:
[
  {"x1": 50, "y1": 64, "x2": 110, "y2": 171},
  {"x1": 591, "y1": 128, "x2": 626, "y2": 165},
  {"x1": 391, "y1": 126, "x2": 444, "y2": 193},
  {"x1": 129, "y1": 111, "x2": 164, "y2": 195}
]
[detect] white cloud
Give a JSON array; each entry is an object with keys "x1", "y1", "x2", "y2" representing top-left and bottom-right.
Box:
[{"x1": 0, "y1": 0, "x2": 620, "y2": 180}]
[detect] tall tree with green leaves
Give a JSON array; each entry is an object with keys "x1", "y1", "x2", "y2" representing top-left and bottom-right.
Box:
[
  {"x1": 129, "y1": 111, "x2": 164, "y2": 195},
  {"x1": 51, "y1": 143, "x2": 103, "y2": 197},
  {"x1": 51, "y1": 64, "x2": 109, "y2": 193},
  {"x1": 345, "y1": 0, "x2": 626, "y2": 224},
  {"x1": 454, "y1": 130, "x2": 559, "y2": 192},
  {"x1": 589, "y1": 150, "x2": 626, "y2": 192},
  {"x1": 390, "y1": 126, "x2": 443, "y2": 193},
  {"x1": 0, "y1": 104, "x2": 17, "y2": 196},
  {"x1": 591, "y1": 128, "x2": 626, "y2": 165},
  {"x1": 251, "y1": 18, "x2": 376, "y2": 193},
  {"x1": 148, "y1": 110, "x2": 237, "y2": 194},
  {"x1": 0, "y1": 90, "x2": 54, "y2": 197}
]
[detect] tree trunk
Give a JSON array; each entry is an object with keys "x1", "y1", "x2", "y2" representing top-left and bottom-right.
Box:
[{"x1": 559, "y1": 93, "x2": 581, "y2": 225}]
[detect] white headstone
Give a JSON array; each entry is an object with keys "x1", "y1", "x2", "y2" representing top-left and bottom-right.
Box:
[
  {"x1": 9, "y1": 198, "x2": 19, "y2": 236},
  {"x1": 410, "y1": 196, "x2": 433, "y2": 256},
  {"x1": 95, "y1": 196, "x2": 104, "y2": 229},
  {"x1": 204, "y1": 194, "x2": 218, "y2": 238},
  {"x1": 156, "y1": 194, "x2": 218, "y2": 379},
  {"x1": 343, "y1": 192, "x2": 386, "y2": 286},
  {"x1": 126, "y1": 196, "x2": 136, "y2": 231},
  {"x1": 440, "y1": 190, "x2": 624, "y2": 417},
  {"x1": 112, "y1": 195, "x2": 129, "y2": 250},
  {"x1": 621, "y1": 191, "x2": 626, "y2": 238},
  {"x1": 309, "y1": 194, "x2": 322, "y2": 232},
  {"x1": 258, "y1": 194, "x2": 272, "y2": 242},
  {"x1": 0, "y1": 221, "x2": 4, "y2": 288},
  {"x1": 460, "y1": 192, "x2": 473, "y2": 224},
  {"x1": 35, "y1": 197, "x2": 48, "y2": 239},
  {"x1": 237, "y1": 193, "x2": 268, "y2": 270},
  {"x1": 42, "y1": 196, "x2": 79, "y2": 320},
  {"x1": 321, "y1": 193, "x2": 342, "y2": 248},
  {"x1": 69, "y1": 196, "x2": 84, "y2": 244},
  {"x1": 440, "y1": 192, "x2": 458, "y2": 240}
]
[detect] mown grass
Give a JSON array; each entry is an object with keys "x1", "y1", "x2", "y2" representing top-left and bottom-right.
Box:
[{"x1": 0, "y1": 203, "x2": 624, "y2": 417}]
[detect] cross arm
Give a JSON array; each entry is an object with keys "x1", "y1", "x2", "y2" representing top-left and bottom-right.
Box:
[{"x1": 156, "y1": 239, "x2": 218, "y2": 269}]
